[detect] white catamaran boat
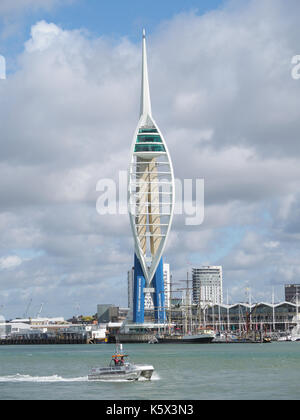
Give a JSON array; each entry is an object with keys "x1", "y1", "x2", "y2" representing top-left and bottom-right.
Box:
[{"x1": 88, "y1": 344, "x2": 154, "y2": 381}]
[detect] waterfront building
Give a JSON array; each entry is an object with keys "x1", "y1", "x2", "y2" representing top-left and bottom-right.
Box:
[
  {"x1": 162, "y1": 300, "x2": 300, "y2": 333},
  {"x1": 128, "y1": 30, "x2": 175, "y2": 323},
  {"x1": 192, "y1": 266, "x2": 223, "y2": 306},
  {"x1": 284, "y1": 284, "x2": 300, "y2": 303},
  {"x1": 97, "y1": 304, "x2": 119, "y2": 323},
  {"x1": 205, "y1": 301, "x2": 298, "y2": 332},
  {"x1": 0, "y1": 319, "x2": 92, "y2": 343},
  {"x1": 10, "y1": 317, "x2": 66, "y2": 325}
]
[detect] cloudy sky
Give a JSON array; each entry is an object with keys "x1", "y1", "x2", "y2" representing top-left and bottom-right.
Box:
[{"x1": 0, "y1": 0, "x2": 300, "y2": 319}]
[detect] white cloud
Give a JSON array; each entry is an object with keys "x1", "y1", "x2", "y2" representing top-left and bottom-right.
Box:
[
  {"x1": 264, "y1": 241, "x2": 280, "y2": 249},
  {"x1": 0, "y1": 0, "x2": 69, "y2": 16},
  {"x1": 0, "y1": 0, "x2": 75, "y2": 41},
  {"x1": 25, "y1": 20, "x2": 62, "y2": 52},
  {"x1": 0, "y1": 255, "x2": 22, "y2": 270}
]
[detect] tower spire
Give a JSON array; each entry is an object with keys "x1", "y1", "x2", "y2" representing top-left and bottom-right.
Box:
[{"x1": 140, "y1": 29, "x2": 152, "y2": 118}]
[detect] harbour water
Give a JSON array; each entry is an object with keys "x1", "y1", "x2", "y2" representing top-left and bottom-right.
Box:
[{"x1": 0, "y1": 342, "x2": 300, "y2": 400}]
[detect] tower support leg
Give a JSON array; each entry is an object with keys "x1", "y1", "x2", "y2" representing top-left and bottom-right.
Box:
[
  {"x1": 152, "y1": 258, "x2": 166, "y2": 323},
  {"x1": 133, "y1": 253, "x2": 145, "y2": 323}
]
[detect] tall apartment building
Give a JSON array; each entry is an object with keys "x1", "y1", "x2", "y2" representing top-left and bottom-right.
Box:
[
  {"x1": 285, "y1": 284, "x2": 300, "y2": 303},
  {"x1": 192, "y1": 266, "x2": 223, "y2": 306},
  {"x1": 163, "y1": 263, "x2": 171, "y2": 310},
  {"x1": 127, "y1": 267, "x2": 135, "y2": 310}
]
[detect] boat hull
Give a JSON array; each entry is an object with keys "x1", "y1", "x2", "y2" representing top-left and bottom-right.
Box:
[
  {"x1": 181, "y1": 336, "x2": 214, "y2": 343},
  {"x1": 88, "y1": 364, "x2": 154, "y2": 381},
  {"x1": 114, "y1": 333, "x2": 156, "y2": 343},
  {"x1": 157, "y1": 334, "x2": 214, "y2": 344},
  {"x1": 88, "y1": 371, "x2": 140, "y2": 381}
]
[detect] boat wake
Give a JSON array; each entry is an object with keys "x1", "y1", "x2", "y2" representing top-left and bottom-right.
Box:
[
  {"x1": 0, "y1": 372, "x2": 160, "y2": 383},
  {"x1": 0, "y1": 374, "x2": 88, "y2": 383}
]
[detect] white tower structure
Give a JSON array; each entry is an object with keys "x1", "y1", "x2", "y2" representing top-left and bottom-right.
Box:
[{"x1": 128, "y1": 30, "x2": 175, "y2": 323}]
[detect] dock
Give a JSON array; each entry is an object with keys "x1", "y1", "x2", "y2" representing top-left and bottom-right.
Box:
[{"x1": 0, "y1": 335, "x2": 87, "y2": 345}]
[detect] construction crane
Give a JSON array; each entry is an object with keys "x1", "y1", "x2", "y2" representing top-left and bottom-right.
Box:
[
  {"x1": 23, "y1": 298, "x2": 32, "y2": 318},
  {"x1": 36, "y1": 303, "x2": 44, "y2": 318}
]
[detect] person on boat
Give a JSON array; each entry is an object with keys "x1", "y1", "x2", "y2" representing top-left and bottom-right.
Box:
[{"x1": 113, "y1": 357, "x2": 119, "y2": 366}]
